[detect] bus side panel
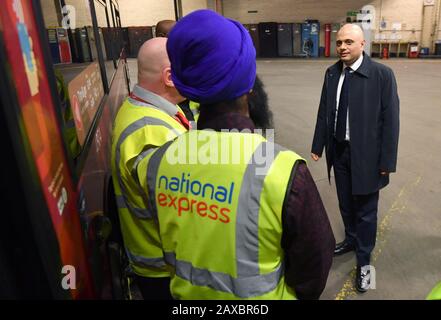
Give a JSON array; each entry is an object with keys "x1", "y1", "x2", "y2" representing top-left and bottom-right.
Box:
[
  {"x1": 108, "y1": 59, "x2": 129, "y2": 120},
  {"x1": 0, "y1": 0, "x2": 94, "y2": 298},
  {"x1": 78, "y1": 59, "x2": 128, "y2": 298}
]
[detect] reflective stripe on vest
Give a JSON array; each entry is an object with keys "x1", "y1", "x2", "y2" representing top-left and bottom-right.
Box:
[
  {"x1": 125, "y1": 248, "x2": 166, "y2": 269},
  {"x1": 144, "y1": 136, "x2": 289, "y2": 298},
  {"x1": 145, "y1": 140, "x2": 174, "y2": 218},
  {"x1": 131, "y1": 148, "x2": 157, "y2": 205},
  {"x1": 236, "y1": 142, "x2": 283, "y2": 278},
  {"x1": 163, "y1": 252, "x2": 284, "y2": 298},
  {"x1": 114, "y1": 116, "x2": 180, "y2": 219}
]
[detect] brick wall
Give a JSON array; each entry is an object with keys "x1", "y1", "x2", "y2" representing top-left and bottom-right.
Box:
[
  {"x1": 41, "y1": 0, "x2": 441, "y2": 48},
  {"x1": 119, "y1": 0, "x2": 175, "y2": 26},
  {"x1": 41, "y1": 0, "x2": 99, "y2": 28},
  {"x1": 41, "y1": 0, "x2": 60, "y2": 27},
  {"x1": 182, "y1": 0, "x2": 209, "y2": 16},
  {"x1": 118, "y1": 0, "x2": 209, "y2": 27},
  {"x1": 222, "y1": 0, "x2": 429, "y2": 43}
]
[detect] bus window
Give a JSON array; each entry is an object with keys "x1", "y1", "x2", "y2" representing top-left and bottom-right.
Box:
[
  {"x1": 64, "y1": 0, "x2": 97, "y2": 63},
  {"x1": 41, "y1": 0, "x2": 108, "y2": 159},
  {"x1": 106, "y1": 0, "x2": 125, "y2": 61},
  {"x1": 94, "y1": 0, "x2": 116, "y2": 87}
]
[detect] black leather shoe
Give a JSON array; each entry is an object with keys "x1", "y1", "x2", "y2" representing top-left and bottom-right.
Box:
[
  {"x1": 356, "y1": 265, "x2": 371, "y2": 293},
  {"x1": 334, "y1": 241, "x2": 355, "y2": 256}
]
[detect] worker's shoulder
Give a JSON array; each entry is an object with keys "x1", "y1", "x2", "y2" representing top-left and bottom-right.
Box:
[{"x1": 116, "y1": 98, "x2": 174, "y2": 122}]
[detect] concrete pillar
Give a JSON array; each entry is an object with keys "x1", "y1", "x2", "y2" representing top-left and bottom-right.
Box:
[
  {"x1": 421, "y1": 0, "x2": 435, "y2": 50},
  {"x1": 435, "y1": 0, "x2": 441, "y2": 42},
  {"x1": 207, "y1": 0, "x2": 223, "y2": 14},
  {"x1": 216, "y1": 0, "x2": 224, "y2": 14}
]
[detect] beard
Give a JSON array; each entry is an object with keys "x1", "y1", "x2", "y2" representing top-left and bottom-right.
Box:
[{"x1": 248, "y1": 75, "x2": 274, "y2": 130}]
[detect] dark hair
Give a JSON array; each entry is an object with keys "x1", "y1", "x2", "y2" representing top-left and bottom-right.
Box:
[
  {"x1": 198, "y1": 75, "x2": 273, "y2": 129},
  {"x1": 248, "y1": 75, "x2": 273, "y2": 129},
  {"x1": 155, "y1": 20, "x2": 176, "y2": 38},
  {"x1": 199, "y1": 97, "x2": 245, "y2": 114}
]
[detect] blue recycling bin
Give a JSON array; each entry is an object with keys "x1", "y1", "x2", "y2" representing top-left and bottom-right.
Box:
[
  {"x1": 420, "y1": 47, "x2": 430, "y2": 56},
  {"x1": 301, "y1": 20, "x2": 320, "y2": 57}
]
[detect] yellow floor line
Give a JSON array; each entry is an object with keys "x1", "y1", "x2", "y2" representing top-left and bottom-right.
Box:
[{"x1": 334, "y1": 175, "x2": 422, "y2": 300}]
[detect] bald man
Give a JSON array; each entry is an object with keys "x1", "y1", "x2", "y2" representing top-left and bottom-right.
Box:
[
  {"x1": 111, "y1": 37, "x2": 188, "y2": 300},
  {"x1": 311, "y1": 24, "x2": 399, "y2": 292}
]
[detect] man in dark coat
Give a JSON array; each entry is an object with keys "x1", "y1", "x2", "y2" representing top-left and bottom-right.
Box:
[{"x1": 311, "y1": 24, "x2": 399, "y2": 293}]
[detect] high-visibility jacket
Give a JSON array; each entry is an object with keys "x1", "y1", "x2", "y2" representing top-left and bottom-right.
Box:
[
  {"x1": 111, "y1": 85, "x2": 187, "y2": 277},
  {"x1": 136, "y1": 130, "x2": 304, "y2": 299},
  {"x1": 427, "y1": 282, "x2": 441, "y2": 300},
  {"x1": 189, "y1": 100, "x2": 200, "y2": 122}
]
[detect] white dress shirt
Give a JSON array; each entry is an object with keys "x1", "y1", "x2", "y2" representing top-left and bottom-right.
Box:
[{"x1": 335, "y1": 54, "x2": 364, "y2": 141}]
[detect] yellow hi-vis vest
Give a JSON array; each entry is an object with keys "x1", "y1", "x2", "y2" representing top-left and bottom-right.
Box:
[
  {"x1": 189, "y1": 100, "x2": 200, "y2": 122},
  {"x1": 111, "y1": 87, "x2": 187, "y2": 277},
  {"x1": 136, "y1": 130, "x2": 305, "y2": 299},
  {"x1": 427, "y1": 282, "x2": 441, "y2": 300}
]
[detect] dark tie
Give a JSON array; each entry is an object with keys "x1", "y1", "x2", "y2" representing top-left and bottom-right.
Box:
[{"x1": 335, "y1": 67, "x2": 351, "y2": 142}]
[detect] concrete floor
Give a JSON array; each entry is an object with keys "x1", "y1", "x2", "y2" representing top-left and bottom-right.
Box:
[{"x1": 127, "y1": 58, "x2": 441, "y2": 300}]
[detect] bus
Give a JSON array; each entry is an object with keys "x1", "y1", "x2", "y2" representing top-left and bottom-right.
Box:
[{"x1": 0, "y1": 0, "x2": 130, "y2": 299}]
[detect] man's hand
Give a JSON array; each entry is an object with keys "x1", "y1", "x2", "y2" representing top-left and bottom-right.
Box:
[{"x1": 311, "y1": 153, "x2": 321, "y2": 161}]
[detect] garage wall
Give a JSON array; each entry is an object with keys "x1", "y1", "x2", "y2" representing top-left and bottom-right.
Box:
[
  {"x1": 41, "y1": 0, "x2": 441, "y2": 49},
  {"x1": 223, "y1": 0, "x2": 428, "y2": 44},
  {"x1": 41, "y1": 0, "x2": 103, "y2": 28},
  {"x1": 118, "y1": 0, "x2": 209, "y2": 27},
  {"x1": 224, "y1": 0, "x2": 441, "y2": 48},
  {"x1": 41, "y1": 0, "x2": 215, "y2": 28},
  {"x1": 119, "y1": 0, "x2": 176, "y2": 26},
  {"x1": 224, "y1": 0, "x2": 368, "y2": 23},
  {"x1": 41, "y1": 0, "x2": 60, "y2": 27},
  {"x1": 182, "y1": 0, "x2": 209, "y2": 16},
  {"x1": 116, "y1": 0, "x2": 441, "y2": 48}
]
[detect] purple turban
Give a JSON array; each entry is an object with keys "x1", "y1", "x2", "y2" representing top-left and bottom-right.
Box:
[{"x1": 166, "y1": 10, "x2": 256, "y2": 104}]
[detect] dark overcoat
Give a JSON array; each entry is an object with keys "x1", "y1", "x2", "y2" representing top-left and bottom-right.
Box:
[{"x1": 311, "y1": 53, "x2": 399, "y2": 195}]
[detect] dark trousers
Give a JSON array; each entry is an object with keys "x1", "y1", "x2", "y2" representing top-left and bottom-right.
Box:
[
  {"x1": 333, "y1": 140, "x2": 379, "y2": 266},
  {"x1": 135, "y1": 275, "x2": 173, "y2": 300}
]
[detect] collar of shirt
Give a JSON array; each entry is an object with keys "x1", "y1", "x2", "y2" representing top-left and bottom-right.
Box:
[
  {"x1": 131, "y1": 84, "x2": 179, "y2": 118},
  {"x1": 343, "y1": 53, "x2": 364, "y2": 73}
]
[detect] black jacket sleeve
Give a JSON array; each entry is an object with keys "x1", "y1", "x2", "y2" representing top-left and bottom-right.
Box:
[
  {"x1": 380, "y1": 67, "x2": 400, "y2": 172},
  {"x1": 282, "y1": 162, "x2": 335, "y2": 300},
  {"x1": 311, "y1": 71, "x2": 329, "y2": 157}
]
